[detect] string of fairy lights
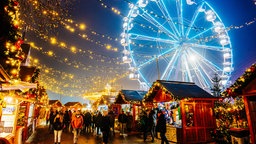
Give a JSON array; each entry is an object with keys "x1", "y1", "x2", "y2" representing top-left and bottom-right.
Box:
[{"x1": 15, "y1": 0, "x2": 256, "y2": 98}]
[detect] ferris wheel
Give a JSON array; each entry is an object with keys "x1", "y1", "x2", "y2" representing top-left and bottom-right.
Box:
[{"x1": 121, "y1": 0, "x2": 233, "y2": 92}]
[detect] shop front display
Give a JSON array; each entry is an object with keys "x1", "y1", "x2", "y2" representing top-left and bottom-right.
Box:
[
  {"x1": 114, "y1": 89, "x2": 146, "y2": 130},
  {"x1": 143, "y1": 80, "x2": 219, "y2": 143},
  {"x1": 0, "y1": 96, "x2": 19, "y2": 144}
]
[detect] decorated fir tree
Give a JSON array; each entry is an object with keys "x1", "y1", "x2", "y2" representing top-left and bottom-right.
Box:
[
  {"x1": 0, "y1": 0, "x2": 24, "y2": 79},
  {"x1": 211, "y1": 73, "x2": 222, "y2": 97}
]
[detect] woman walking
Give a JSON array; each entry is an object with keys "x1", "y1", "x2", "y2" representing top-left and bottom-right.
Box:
[{"x1": 53, "y1": 113, "x2": 64, "y2": 144}]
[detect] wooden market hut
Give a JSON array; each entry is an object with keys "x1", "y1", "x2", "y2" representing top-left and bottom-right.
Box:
[
  {"x1": 93, "y1": 95, "x2": 116, "y2": 111},
  {"x1": 143, "y1": 80, "x2": 219, "y2": 143},
  {"x1": 49, "y1": 100, "x2": 62, "y2": 108},
  {"x1": 114, "y1": 89, "x2": 147, "y2": 126},
  {"x1": 222, "y1": 63, "x2": 256, "y2": 143},
  {"x1": 64, "y1": 102, "x2": 83, "y2": 111}
]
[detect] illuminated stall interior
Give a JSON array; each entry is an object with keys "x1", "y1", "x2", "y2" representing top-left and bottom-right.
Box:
[
  {"x1": 143, "y1": 80, "x2": 219, "y2": 143},
  {"x1": 221, "y1": 63, "x2": 256, "y2": 143},
  {"x1": 0, "y1": 66, "x2": 37, "y2": 143},
  {"x1": 114, "y1": 89, "x2": 146, "y2": 128}
]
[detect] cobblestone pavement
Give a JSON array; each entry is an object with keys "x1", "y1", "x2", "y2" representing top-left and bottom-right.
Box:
[{"x1": 25, "y1": 125, "x2": 166, "y2": 144}]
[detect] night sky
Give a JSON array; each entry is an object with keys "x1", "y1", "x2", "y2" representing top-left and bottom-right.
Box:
[{"x1": 26, "y1": 0, "x2": 256, "y2": 104}]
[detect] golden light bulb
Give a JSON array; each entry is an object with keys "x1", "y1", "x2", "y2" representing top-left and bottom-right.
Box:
[{"x1": 79, "y1": 23, "x2": 86, "y2": 30}]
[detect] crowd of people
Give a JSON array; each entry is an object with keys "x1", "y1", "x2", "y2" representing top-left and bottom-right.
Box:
[
  {"x1": 46, "y1": 108, "x2": 118, "y2": 144},
  {"x1": 46, "y1": 107, "x2": 169, "y2": 144}
]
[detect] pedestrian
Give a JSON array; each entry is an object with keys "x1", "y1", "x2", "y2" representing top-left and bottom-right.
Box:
[
  {"x1": 101, "y1": 110, "x2": 111, "y2": 144},
  {"x1": 108, "y1": 110, "x2": 116, "y2": 137},
  {"x1": 142, "y1": 109, "x2": 154, "y2": 142},
  {"x1": 49, "y1": 109, "x2": 58, "y2": 134},
  {"x1": 95, "y1": 111, "x2": 103, "y2": 136},
  {"x1": 118, "y1": 110, "x2": 127, "y2": 135},
  {"x1": 149, "y1": 108, "x2": 157, "y2": 142},
  {"x1": 53, "y1": 113, "x2": 65, "y2": 144},
  {"x1": 71, "y1": 110, "x2": 84, "y2": 144},
  {"x1": 83, "y1": 110, "x2": 92, "y2": 134},
  {"x1": 63, "y1": 110, "x2": 70, "y2": 132},
  {"x1": 156, "y1": 109, "x2": 169, "y2": 144},
  {"x1": 126, "y1": 111, "x2": 133, "y2": 133}
]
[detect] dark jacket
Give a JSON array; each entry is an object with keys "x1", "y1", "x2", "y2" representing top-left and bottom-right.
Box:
[
  {"x1": 118, "y1": 113, "x2": 127, "y2": 123},
  {"x1": 156, "y1": 113, "x2": 167, "y2": 133},
  {"x1": 101, "y1": 115, "x2": 111, "y2": 132},
  {"x1": 53, "y1": 118, "x2": 64, "y2": 131}
]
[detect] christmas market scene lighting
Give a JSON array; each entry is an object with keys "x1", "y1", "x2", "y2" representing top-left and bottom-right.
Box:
[{"x1": 0, "y1": 0, "x2": 256, "y2": 143}]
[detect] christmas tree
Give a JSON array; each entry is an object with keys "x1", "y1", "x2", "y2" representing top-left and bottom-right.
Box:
[{"x1": 0, "y1": 0, "x2": 24, "y2": 79}]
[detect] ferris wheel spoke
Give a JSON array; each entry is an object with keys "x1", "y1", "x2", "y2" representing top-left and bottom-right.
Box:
[
  {"x1": 161, "y1": 47, "x2": 181, "y2": 80},
  {"x1": 137, "y1": 46, "x2": 177, "y2": 69},
  {"x1": 176, "y1": 0, "x2": 184, "y2": 36},
  {"x1": 188, "y1": 26, "x2": 214, "y2": 41},
  {"x1": 190, "y1": 43, "x2": 224, "y2": 51},
  {"x1": 129, "y1": 33, "x2": 178, "y2": 45},
  {"x1": 191, "y1": 61, "x2": 211, "y2": 89},
  {"x1": 188, "y1": 48, "x2": 223, "y2": 72},
  {"x1": 183, "y1": 52, "x2": 194, "y2": 82},
  {"x1": 185, "y1": 3, "x2": 205, "y2": 37},
  {"x1": 156, "y1": 0, "x2": 181, "y2": 37},
  {"x1": 139, "y1": 9, "x2": 179, "y2": 40}
]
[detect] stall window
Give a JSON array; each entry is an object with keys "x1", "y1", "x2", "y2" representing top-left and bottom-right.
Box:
[{"x1": 185, "y1": 104, "x2": 194, "y2": 127}]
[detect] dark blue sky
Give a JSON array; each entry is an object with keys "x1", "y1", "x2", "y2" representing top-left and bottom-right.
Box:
[{"x1": 34, "y1": 0, "x2": 256, "y2": 104}]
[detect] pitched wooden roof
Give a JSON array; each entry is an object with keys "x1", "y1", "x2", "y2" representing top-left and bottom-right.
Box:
[
  {"x1": 64, "y1": 102, "x2": 82, "y2": 107},
  {"x1": 144, "y1": 80, "x2": 215, "y2": 102},
  {"x1": 222, "y1": 63, "x2": 256, "y2": 97},
  {"x1": 49, "y1": 100, "x2": 62, "y2": 106},
  {"x1": 115, "y1": 89, "x2": 146, "y2": 104}
]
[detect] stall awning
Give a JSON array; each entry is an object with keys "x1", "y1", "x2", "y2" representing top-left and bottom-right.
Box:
[
  {"x1": 115, "y1": 90, "x2": 147, "y2": 104},
  {"x1": 0, "y1": 64, "x2": 37, "y2": 91},
  {"x1": 1, "y1": 81, "x2": 37, "y2": 91}
]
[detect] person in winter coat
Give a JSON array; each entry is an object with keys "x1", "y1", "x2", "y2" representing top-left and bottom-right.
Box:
[
  {"x1": 95, "y1": 111, "x2": 103, "y2": 136},
  {"x1": 142, "y1": 109, "x2": 154, "y2": 142},
  {"x1": 156, "y1": 109, "x2": 169, "y2": 144},
  {"x1": 49, "y1": 109, "x2": 58, "y2": 134},
  {"x1": 63, "y1": 110, "x2": 70, "y2": 132},
  {"x1": 126, "y1": 111, "x2": 133, "y2": 133},
  {"x1": 53, "y1": 113, "x2": 64, "y2": 144},
  {"x1": 118, "y1": 110, "x2": 127, "y2": 135},
  {"x1": 101, "y1": 110, "x2": 111, "y2": 144},
  {"x1": 71, "y1": 110, "x2": 84, "y2": 144}
]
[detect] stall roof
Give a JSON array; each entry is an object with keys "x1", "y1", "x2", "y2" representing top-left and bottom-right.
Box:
[
  {"x1": 115, "y1": 89, "x2": 147, "y2": 104},
  {"x1": 144, "y1": 80, "x2": 215, "y2": 102},
  {"x1": 64, "y1": 102, "x2": 82, "y2": 107},
  {"x1": 161, "y1": 80, "x2": 213, "y2": 98},
  {"x1": 49, "y1": 100, "x2": 62, "y2": 107},
  {"x1": 222, "y1": 63, "x2": 256, "y2": 97},
  {"x1": 0, "y1": 64, "x2": 37, "y2": 91}
]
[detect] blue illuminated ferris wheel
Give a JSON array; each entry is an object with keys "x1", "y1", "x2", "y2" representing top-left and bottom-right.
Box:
[{"x1": 121, "y1": 0, "x2": 233, "y2": 92}]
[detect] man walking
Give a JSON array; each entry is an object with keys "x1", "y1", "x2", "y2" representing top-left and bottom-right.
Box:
[{"x1": 71, "y1": 110, "x2": 84, "y2": 144}]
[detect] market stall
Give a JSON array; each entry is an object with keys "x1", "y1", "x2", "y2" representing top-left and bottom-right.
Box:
[
  {"x1": 222, "y1": 63, "x2": 256, "y2": 144},
  {"x1": 143, "y1": 80, "x2": 219, "y2": 143},
  {"x1": 114, "y1": 89, "x2": 146, "y2": 129},
  {"x1": 0, "y1": 66, "x2": 37, "y2": 144},
  {"x1": 64, "y1": 102, "x2": 82, "y2": 111}
]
